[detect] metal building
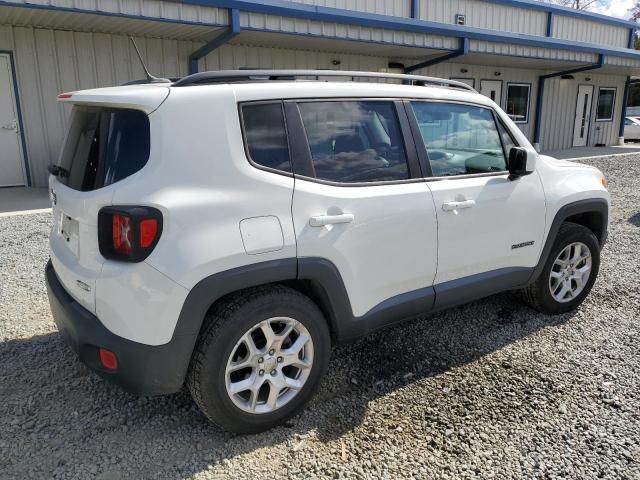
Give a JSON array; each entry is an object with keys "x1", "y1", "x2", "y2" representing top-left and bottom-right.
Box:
[{"x1": 1, "y1": 0, "x2": 639, "y2": 187}]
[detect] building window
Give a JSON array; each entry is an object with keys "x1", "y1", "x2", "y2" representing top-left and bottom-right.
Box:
[
  {"x1": 505, "y1": 83, "x2": 531, "y2": 124},
  {"x1": 596, "y1": 87, "x2": 616, "y2": 122}
]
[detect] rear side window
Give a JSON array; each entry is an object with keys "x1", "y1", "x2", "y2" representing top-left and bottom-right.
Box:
[
  {"x1": 58, "y1": 107, "x2": 150, "y2": 191},
  {"x1": 298, "y1": 101, "x2": 409, "y2": 183},
  {"x1": 410, "y1": 102, "x2": 507, "y2": 177},
  {"x1": 241, "y1": 103, "x2": 291, "y2": 173}
]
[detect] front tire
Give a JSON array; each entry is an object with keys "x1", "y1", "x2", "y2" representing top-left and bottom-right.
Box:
[
  {"x1": 187, "y1": 285, "x2": 331, "y2": 433},
  {"x1": 518, "y1": 222, "x2": 600, "y2": 314}
]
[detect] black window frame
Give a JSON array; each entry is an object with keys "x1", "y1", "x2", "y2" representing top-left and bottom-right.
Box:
[
  {"x1": 595, "y1": 87, "x2": 617, "y2": 122},
  {"x1": 238, "y1": 100, "x2": 294, "y2": 177},
  {"x1": 406, "y1": 99, "x2": 515, "y2": 180},
  {"x1": 505, "y1": 82, "x2": 531, "y2": 124},
  {"x1": 283, "y1": 98, "x2": 423, "y2": 187}
]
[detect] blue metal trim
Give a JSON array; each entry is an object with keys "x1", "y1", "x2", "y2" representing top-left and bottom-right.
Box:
[
  {"x1": 189, "y1": 8, "x2": 240, "y2": 73},
  {"x1": 546, "y1": 12, "x2": 554, "y2": 37},
  {"x1": 619, "y1": 76, "x2": 631, "y2": 137},
  {"x1": 3, "y1": 0, "x2": 640, "y2": 59},
  {"x1": 410, "y1": 0, "x2": 418, "y2": 19},
  {"x1": 0, "y1": 49, "x2": 31, "y2": 186},
  {"x1": 629, "y1": 29, "x2": 636, "y2": 49},
  {"x1": 533, "y1": 54, "x2": 605, "y2": 146},
  {"x1": 175, "y1": 0, "x2": 640, "y2": 59},
  {"x1": 405, "y1": 37, "x2": 469, "y2": 73}
]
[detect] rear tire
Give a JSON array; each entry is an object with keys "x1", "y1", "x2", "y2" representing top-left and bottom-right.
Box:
[
  {"x1": 517, "y1": 222, "x2": 600, "y2": 315},
  {"x1": 187, "y1": 285, "x2": 331, "y2": 433}
]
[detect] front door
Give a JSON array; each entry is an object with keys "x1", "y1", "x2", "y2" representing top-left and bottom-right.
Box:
[
  {"x1": 0, "y1": 54, "x2": 25, "y2": 187},
  {"x1": 573, "y1": 85, "x2": 593, "y2": 147},
  {"x1": 290, "y1": 100, "x2": 438, "y2": 318},
  {"x1": 480, "y1": 80, "x2": 503, "y2": 106},
  {"x1": 408, "y1": 100, "x2": 546, "y2": 296}
]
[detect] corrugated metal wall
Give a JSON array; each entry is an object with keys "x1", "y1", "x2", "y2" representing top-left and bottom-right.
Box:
[
  {"x1": 540, "y1": 74, "x2": 626, "y2": 151},
  {"x1": 280, "y1": 0, "x2": 410, "y2": 17},
  {"x1": 471, "y1": 40, "x2": 597, "y2": 63},
  {"x1": 240, "y1": 13, "x2": 459, "y2": 50},
  {"x1": 419, "y1": 0, "x2": 546, "y2": 36},
  {"x1": 553, "y1": 16, "x2": 628, "y2": 49},
  {"x1": 5, "y1": 0, "x2": 228, "y2": 26}
]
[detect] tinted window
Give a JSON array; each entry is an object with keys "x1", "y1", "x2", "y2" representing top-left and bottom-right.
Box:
[
  {"x1": 298, "y1": 101, "x2": 409, "y2": 183},
  {"x1": 596, "y1": 88, "x2": 616, "y2": 121},
  {"x1": 411, "y1": 102, "x2": 507, "y2": 177},
  {"x1": 242, "y1": 103, "x2": 291, "y2": 172},
  {"x1": 58, "y1": 107, "x2": 150, "y2": 191},
  {"x1": 505, "y1": 83, "x2": 530, "y2": 123}
]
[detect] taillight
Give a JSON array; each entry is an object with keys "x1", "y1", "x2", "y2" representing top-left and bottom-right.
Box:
[{"x1": 98, "y1": 206, "x2": 163, "y2": 262}]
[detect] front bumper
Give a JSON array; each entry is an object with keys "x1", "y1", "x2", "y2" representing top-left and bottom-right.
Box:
[{"x1": 45, "y1": 260, "x2": 192, "y2": 395}]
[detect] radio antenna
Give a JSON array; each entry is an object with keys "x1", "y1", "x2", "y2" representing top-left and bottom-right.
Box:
[{"x1": 129, "y1": 38, "x2": 170, "y2": 84}]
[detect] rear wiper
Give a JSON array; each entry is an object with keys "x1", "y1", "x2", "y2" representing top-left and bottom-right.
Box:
[{"x1": 48, "y1": 164, "x2": 70, "y2": 178}]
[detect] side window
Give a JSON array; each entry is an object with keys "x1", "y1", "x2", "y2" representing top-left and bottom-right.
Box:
[
  {"x1": 241, "y1": 103, "x2": 291, "y2": 173},
  {"x1": 496, "y1": 118, "x2": 517, "y2": 157},
  {"x1": 410, "y1": 102, "x2": 507, "y2": 177},
  {"x1": 625, "y1": 118, "x2": 634, "y2": 126},
  {"x1": 297, "y1": 101, "x2": 409, "y2": 183}
]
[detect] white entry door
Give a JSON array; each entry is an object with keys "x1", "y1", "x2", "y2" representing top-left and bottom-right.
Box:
[
  {"x1": 480, "y1": 80, "x2": 503, "y2": 106},
  {"x1": 573, "y1": 85, "x2": 593, "y2": 147},
  {"x1": 0, "y1": 54, "x2": 26, "y2": 187}
]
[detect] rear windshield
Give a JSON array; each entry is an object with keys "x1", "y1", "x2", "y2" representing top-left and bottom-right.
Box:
[{"x1": 57, "y1": 106, "x2": 150, "y2": 191}]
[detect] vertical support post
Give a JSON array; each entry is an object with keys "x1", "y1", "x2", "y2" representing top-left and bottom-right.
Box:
[
  {"x1": 629, "y1": 28, "x2": 636, "y2": 49},
  {"x1": 189, "y1": 8, "x2": 241, "y2": 74},
  {"x1": 411, "y1": 0, "x2": 419, "y2": 19},
  {"x1": 533, "y1": 77, "x2": 545, "y2": 152},
  {"x1": 618, "y1": 76, "x2": 631, "y2": 145},
  {"x1": 546, "y1": 12, "x2": 554, "y2": 37}
]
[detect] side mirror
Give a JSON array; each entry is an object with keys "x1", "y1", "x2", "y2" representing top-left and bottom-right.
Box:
[{"x1": 508, "y1": 147, "x2": 534, "y2": 180}]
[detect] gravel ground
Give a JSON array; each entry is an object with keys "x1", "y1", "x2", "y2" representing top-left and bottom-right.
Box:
[{"x1": 1, "y1": 155, "x2": 639, "y2": 480}]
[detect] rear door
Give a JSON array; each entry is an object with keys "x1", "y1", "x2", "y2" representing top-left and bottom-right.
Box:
[
  {"x1": 407, "y1": 100, "x2": 546, "y2": 304},
  {"x1": 289, "y1": 99, "x2": 438, "y2": 318}
]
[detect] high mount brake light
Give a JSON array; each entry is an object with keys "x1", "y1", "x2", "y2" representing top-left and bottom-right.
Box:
[
  {"x1": 57, "y1": 92, "x2": 74, "y2": 99},
  {"x1": 98, "y1": 206, "x2": 163, "y2": 262}
]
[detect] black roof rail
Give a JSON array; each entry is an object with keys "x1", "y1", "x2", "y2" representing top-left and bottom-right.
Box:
[{"x1": 171, "y1": 69, "x2": 477, "y2": 92}]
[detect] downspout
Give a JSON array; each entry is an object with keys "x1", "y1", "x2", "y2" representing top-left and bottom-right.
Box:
[
  {"x1": 189, "y1": 8, "x2": 240, "y2": 74},
  {"x1": 404, "y1": 38, "x2": 470, "y2": 74},
  {"x1": 532, "y1": 54, "x2": 604, "y2": 152}
]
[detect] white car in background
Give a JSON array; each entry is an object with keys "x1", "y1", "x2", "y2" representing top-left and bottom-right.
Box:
[{"x1": 624, "y1": 116, "x2": 640, "y2": 141}]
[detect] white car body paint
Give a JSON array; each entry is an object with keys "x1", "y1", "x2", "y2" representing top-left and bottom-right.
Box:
[{"x1": 48, "y1": 79, "x2": 609, "y2": 346}]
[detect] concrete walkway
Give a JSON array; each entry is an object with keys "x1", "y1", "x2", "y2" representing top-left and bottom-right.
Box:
[
  {"x1": 0, "y1": 187, "x2": 51, "y2": 217},
  {"x1": 541, "y1": 144, "x2": 640, "y2": 160}
]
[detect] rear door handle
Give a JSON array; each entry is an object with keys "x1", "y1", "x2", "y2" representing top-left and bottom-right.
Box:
[
  {"x1": 309, "y1": 213, "x2": 354, "y2": 227},
  {"x1": 442, "y1": 200, "x2": 476, "y2": 212}
]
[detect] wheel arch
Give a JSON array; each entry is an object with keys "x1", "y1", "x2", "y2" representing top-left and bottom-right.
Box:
[{"x1": 529, "y1": 198, "x2": 608, "y2": 283}]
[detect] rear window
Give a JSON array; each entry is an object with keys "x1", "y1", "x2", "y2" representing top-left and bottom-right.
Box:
[{"x1": 57, "y1": 107, "x2": 150, "y2": 191}]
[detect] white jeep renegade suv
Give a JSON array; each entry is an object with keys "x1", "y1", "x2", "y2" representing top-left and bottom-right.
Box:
[{"x1": 46, "y1": 70, "x2": 609, "y2": 433}]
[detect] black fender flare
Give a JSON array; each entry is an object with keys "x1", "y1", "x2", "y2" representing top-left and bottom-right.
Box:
[{"x1": 528, "y1": 198, "x2": 608, "y2": 283}]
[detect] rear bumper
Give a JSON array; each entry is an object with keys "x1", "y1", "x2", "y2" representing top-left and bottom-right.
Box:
[{"x1": 46, "y1": 260, "x2": 193, "y2": 395}]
